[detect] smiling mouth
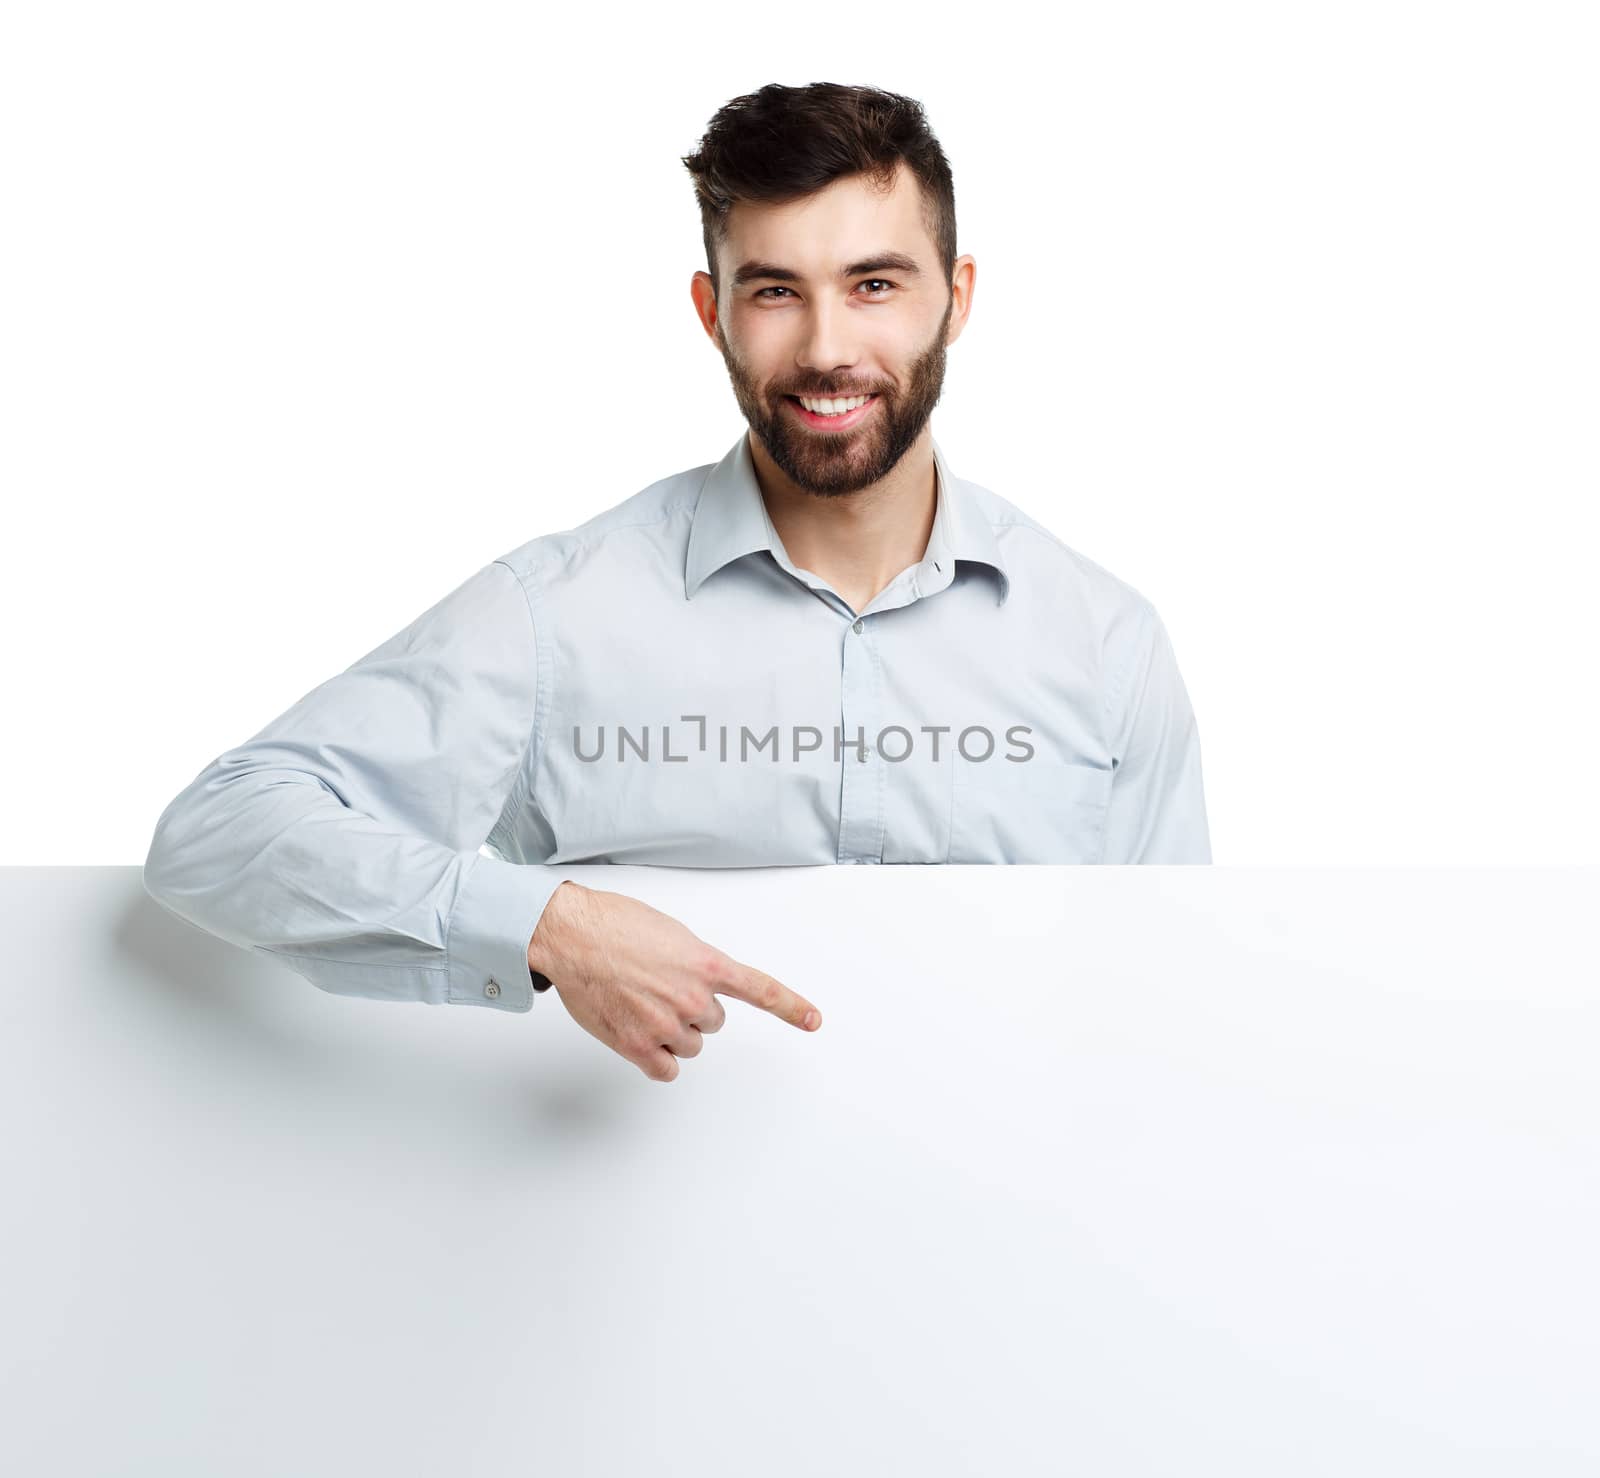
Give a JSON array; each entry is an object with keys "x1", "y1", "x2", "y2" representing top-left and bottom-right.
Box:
[{"x1": 783, "y1": 394, "x2": 880, "y2": 430}]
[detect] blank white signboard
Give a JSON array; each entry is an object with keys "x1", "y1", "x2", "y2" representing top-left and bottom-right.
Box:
[{"x1": 2, "y1": 864, "x2": 1597, "y2": 1475}]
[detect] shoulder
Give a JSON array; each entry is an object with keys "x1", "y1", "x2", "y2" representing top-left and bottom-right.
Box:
[
  {"x1": 960, "y1": 475, "x2": 1159, "y2": 660},
  {"x1": 490, "y1": 459, "x2": 714, "y2": 588}
]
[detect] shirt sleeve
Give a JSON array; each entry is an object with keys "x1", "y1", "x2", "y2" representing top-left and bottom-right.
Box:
[
  {"x1": 1100, "y1": 597, "x2": 1212, "y2": 864},
  {"x1": 141, "y1": 558, "x2": 578, "y2": 1012}
]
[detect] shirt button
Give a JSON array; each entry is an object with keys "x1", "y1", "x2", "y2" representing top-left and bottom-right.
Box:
[
  {"x1": 484, "y1": 979, "x2": 501, "y2": 999},
  {"x1": 852, "y1": 618, "x2": 864, "y2": 633}
]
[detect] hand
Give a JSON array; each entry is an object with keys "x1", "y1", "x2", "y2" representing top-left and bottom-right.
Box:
[{"x1": 526, "y1": 882, "x2": 823, "y2": 1082}]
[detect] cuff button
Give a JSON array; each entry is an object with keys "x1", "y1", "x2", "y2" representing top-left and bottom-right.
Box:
[{"x1": 484, "y1": 979, "x2": 501, "y2": 999}]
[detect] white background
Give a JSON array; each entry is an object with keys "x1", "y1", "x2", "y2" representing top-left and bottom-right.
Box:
[{"x1": 2, "y1": 0, "x2": 1596, "y2": 863}]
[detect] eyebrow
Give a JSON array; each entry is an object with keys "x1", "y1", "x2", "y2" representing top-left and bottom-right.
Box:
[{"x1": 730, "y1": 251, "x2": 925, "y2": 289}]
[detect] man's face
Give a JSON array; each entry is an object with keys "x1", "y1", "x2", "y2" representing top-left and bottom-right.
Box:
[{"x1": 705, "y1": 163, "x2": 959, "y2": 497}]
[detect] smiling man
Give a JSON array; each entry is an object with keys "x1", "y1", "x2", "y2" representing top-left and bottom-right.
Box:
[{"x1": 143, "y1": 82, "x2": 1211, "y2": 1084}]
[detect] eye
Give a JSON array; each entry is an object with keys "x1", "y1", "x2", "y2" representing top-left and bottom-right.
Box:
[{"x1": 752, "y1": 280, "x2": 898, "y2": 301}]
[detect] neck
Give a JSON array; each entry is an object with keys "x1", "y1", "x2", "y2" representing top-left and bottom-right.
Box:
[{"x1": 748, "y1": 430, "x2": 938, "y2": 615}]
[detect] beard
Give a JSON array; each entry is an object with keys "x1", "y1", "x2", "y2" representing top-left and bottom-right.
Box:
[{"x1": 714, "y1": 293, "x2": 954, "y2": 498}]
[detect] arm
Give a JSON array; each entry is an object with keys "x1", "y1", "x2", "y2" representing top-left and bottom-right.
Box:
[
  {"x1": 1100, "y1": 598, "x2": 1212, "y2": 864},
  {"x1": 142, "y1": 558, "x2": 577, "y2": 1012}
]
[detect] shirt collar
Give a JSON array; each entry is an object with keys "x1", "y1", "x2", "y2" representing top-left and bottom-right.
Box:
[{"x1": 683, "y1": 430, "x2": 1010, "y2": 606}]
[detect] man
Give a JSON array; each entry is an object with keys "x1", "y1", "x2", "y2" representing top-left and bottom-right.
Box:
[{"x1": 143, "y1": 82, "x2": 1211, "y2": 1084}]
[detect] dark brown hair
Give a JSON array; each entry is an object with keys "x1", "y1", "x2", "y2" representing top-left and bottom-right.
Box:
[{"x1": 681, "y1": 82, "x2": 957, "y2": 306}]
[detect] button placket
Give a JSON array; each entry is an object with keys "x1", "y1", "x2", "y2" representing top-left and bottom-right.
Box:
[{"x1": 837, "y1": 613, "x2": 883, "y2": 863}]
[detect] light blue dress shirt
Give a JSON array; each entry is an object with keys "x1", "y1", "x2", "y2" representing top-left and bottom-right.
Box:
[{"x1": 143, "y1": 429, "x2": 1210, "y2": 1014}]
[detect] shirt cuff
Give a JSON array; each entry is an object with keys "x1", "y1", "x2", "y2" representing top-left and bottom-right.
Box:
[{"x1": 446, "y1": 852, "x2": 576, "y2": 1012}]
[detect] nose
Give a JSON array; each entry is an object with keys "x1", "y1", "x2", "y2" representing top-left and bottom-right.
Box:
[{"x1": 793, "y1": 296, "x2": 862, "y2": 384}]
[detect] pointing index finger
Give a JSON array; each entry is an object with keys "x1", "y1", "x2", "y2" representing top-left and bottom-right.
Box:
[{"x1": 720, "y1": 960, "x2": 822, "y2": 1031}]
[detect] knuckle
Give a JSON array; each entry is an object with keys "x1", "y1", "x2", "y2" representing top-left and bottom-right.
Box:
[
  {"x1": 636, "y1": 1048, "x2": 667, "y2": 1079},
  {"x1": 688, "y1": 988, "x2": 718, "y2": 1021},
  {"x1": 694, "y1": 943, "x2": 728, "y2": 986}
]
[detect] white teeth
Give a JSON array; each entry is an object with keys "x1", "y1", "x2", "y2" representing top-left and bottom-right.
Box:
[{"x1": 797, "y1": 394, "x2": 871, "y2": 415}]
